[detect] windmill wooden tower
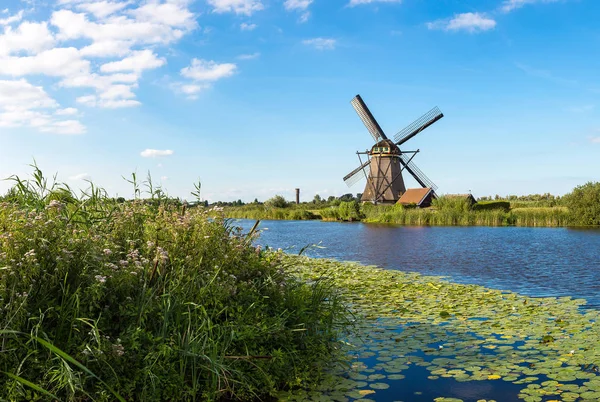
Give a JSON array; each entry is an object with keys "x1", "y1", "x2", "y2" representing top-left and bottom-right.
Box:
[{"x1": 343, "y1": 95, "x2": 444, "y2": 204}]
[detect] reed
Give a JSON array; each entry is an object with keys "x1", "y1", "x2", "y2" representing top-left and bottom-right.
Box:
[{"x1": 0, "y1": 167, "x2": 348, "y2": 401}]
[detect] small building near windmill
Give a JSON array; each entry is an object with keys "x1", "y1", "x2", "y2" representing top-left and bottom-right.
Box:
[{"x1": 397, "y1": 188, "x2": 436, "y2": 208}]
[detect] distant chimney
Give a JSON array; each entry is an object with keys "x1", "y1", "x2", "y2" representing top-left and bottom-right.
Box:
[{"x1": 295, "y1": 188, "x2": 300, "y2": 205}]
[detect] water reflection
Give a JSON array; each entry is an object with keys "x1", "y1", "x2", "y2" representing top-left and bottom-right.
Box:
[{"x1": 233, "y1": 220, "x2": 600, "y2": 307}]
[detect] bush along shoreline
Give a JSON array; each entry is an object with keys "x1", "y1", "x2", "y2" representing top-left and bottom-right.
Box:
[
  {"x1": 0, "y1": 170, "x2": 349, "y2": 401},
  {"x1": 223, "y1": 183, "x2": 600, "y2": 228}
]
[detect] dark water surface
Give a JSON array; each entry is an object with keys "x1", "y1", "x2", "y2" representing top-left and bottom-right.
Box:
[{"x1": 234, "y1": 219, "x2": 600, "y2": 307}]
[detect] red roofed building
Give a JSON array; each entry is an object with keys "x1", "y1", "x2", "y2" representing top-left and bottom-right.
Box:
[{"x1": 397, "y1": 188, "x2": 436, "y2": 208}]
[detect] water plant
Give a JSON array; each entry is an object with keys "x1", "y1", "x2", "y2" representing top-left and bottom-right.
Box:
[{"x1": 278, "y1": 256, "x2": 600, "y2": 402}]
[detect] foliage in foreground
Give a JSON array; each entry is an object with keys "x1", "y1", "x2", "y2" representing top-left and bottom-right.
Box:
[{"x1": 0, "y1": 170, "x2": 347, "y2": 401}]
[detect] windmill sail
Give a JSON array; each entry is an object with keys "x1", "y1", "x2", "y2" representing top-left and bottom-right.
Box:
[
  {"x1": 351, "y1": 95, "x2": 388, "y2": 142},
  {"x1": 343, "y1": 160, "x2": 370, "y2": 187},
  {"x1": 399, "y1": 154, "x2": 438, "y2": 191},
  {"x1": 394, "y1": 107, "x2": 443, "y2": 146}
]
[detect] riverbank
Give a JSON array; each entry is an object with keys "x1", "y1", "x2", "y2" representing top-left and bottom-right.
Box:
[
  {"x1": 223, "y1": 203, "x2": 572, "y2": 227},
  {"x1": 0, "y1": 195, "x2": 347, "y2": 401},
  {"x1": 279, "y1": 255, "x2": 600, "y2": 401}
]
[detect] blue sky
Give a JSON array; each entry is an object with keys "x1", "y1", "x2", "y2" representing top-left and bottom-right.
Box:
[{"x1": 0, "y1": 0, "x2": 598, "y2": 202}]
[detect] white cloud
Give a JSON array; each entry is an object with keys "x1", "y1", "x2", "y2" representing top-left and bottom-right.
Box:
[
  {"x1": 0, "y1": 47, "x2": 90, "y2": 77},
  {"x1": 0, "y1": 21, "x2": 56, "y2": 56},
  {"x1": 50, "y1": 9, "x2": 195, "y2": 48},
  {"x1": 129, "y1": 2, "x2": 196, "y2": 28},
  {"x1": 55, "y1": 107, "x2": 78, "y2": 115},
  {"x1": 500, "y1": 0, "x2": 560, "y2": 13},
  {"x1": 76, "y1": 1, "x2": 130, "y2": 19},
  {"x1": 0, "y1": 79, "x2": 57, "y2": 109},
  {"x1": 100, "y1": 50, "x2": 166, "y2": 73},
  {"x1": 238, "y1": 52, "x2": 260, "y2": 60},
  {"x1": 69, "y1": 173, "x2": 92, "y2": 180},
  {"x1": 284, "y1": 0, "x2": 312, "y2": 11},
  {"x1": 0, "y1": 10, "x2": 23, "y2": 25},
  {"x1": 207, "y1": 0, "x2": 264, "y2": 15},
  {"x1": 79, "y1": 40, "x2": 132, "y2": 57},
  {"x1": 141, "y1": 149, "x2": 174, "y2": 158},
  {"x1": 181, "y1": 59, "x2": 237, "y2": 81},
  {"x1": 348, "y1": 0, "x2": 401, "y2": 6},
  {"x1": 302, "y1": 37, "x2": 336, "y2": 50},
  {"x1": 0, "y1": 79, "x2": 86, "y2": 134},
  {"x1": 591, "y1": 137, "x2": 600, "y2": 143},
  {"x1": 284, "y1": 0, "x2": 312, "y2": 22},
  {"x1": 176, "y1": 59, "x2": 236, "y2": 99},
  {"x1": 240, "y1": 22, "x2": 257, "y2": 31},
  {"x1": 427, "y1": 13, "x2": 496, "y2": 33}
]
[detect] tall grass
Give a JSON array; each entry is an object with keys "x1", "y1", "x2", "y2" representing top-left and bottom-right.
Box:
[
  {"x1": 0, "y1": 167, "x2": 348, "y2": 401},
  {"x1": 363, "y1": 205, "x2": 571, "y2": 227}
]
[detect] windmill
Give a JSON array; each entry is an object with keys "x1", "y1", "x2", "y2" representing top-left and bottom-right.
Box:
[{"x1": 343, "y1": 94, "x2": 444, "y2": 204}]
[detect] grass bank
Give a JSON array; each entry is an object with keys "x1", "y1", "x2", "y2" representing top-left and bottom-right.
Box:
[
  {"x1": 224, "y1": 202, "x2": 573, "y2": 227},
  {"x1": 0, "y1": 170, "x2": 348, "y2": 401}
]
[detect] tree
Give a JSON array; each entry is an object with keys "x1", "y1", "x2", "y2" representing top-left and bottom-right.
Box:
[
  {"x1": 564, "y1": 182, "x2": 600, "y2": 226},
  {"x1": 265, "y1": 195, "x2": 289, "y2": 208},
  {"x1": 312, "y1": 194, "x2": 322, "y2": 204}
]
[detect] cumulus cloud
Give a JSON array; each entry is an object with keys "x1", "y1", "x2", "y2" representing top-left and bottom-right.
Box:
[
  {"x1": 140, "y1": 149, "x2": 174, "y2": 158},
  {"x1": 100, "y1": 50, "x2": 166, "y2": 73},
  {"x1": 175, "y1": 59, "x2": 236, "y2": 99},
  {"x1": 427, "y1": 13, "x2": 496, "y2": 33},
  {"x1": 207, "y1": 0, "x2": 264, "y2": 16},
  {"x1": 0, "y1": 21, "x2": 56, "y2": 56},
  {"x1": 0, "y1": 10, "x2": 23, "y2": 25},
  {"x1": 302, "y1": 37, "x2": 336, "y2": 50},
  {"x1": 55, "y1": 107, "x2": 78, "y2": 115},
  {"x1": 0, "y1": 79, "x2": 86, "y2": 134},
  {"x1": 181, "y1": 59, "x2": 237, "y2": 81}
]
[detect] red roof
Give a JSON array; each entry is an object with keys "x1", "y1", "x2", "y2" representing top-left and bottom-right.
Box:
[{"x1": 397, "y1": 188, "x2": 434, "y2": 206}]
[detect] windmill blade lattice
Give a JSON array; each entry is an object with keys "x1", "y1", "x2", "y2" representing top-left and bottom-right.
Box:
[
  {"x1": 343, "y1": 160, "x2": 371, "y2": 187},
  {"x1": 399, "y1": 154, "x2": 438, "y2": 192},
  {"x1": 351, "y1": 95, "x2": 388, "y2": 142},
  {"x1": 394, "y1": 106, "x2": 443, "y2": 146}
]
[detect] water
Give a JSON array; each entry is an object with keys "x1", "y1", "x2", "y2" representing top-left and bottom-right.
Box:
[
  {"x1": 232, "y1": 220, "x2": 600, "y2": 401},
  {"x1": 234, "y1": 220, "x2": 600, "y2": 307}
]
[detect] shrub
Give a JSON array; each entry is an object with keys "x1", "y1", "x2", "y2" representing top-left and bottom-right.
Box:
[
  {"x1": 472, "y1": 201, "x2": 510, "y2": 212},
  {"x1": 337, "y1": 201, "x2": 362, "y2": 221},
  {"x1": 563, "y1": 182, "x2": 600, "y2": 225},
  {"x1": 432, "y1": 196, "x2": 473, "y2": 212},
  {"x1": 265, "y1": 195, "x2": 290, "y2": 208}
]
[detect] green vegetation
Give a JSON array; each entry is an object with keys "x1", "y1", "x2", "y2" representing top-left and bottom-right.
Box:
[
  {"x1": 0, "y1": 167, "x2": 347, "y2": 401},
  {"x1": 278, "y1": 256, "x2": 600, "y2": 401},
  {"x1": 223, "y1": 187, "x2": 600, "y2": 227},
  {"x1": 563, "y1": 181, "x2": 600, "y2": 226}
]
